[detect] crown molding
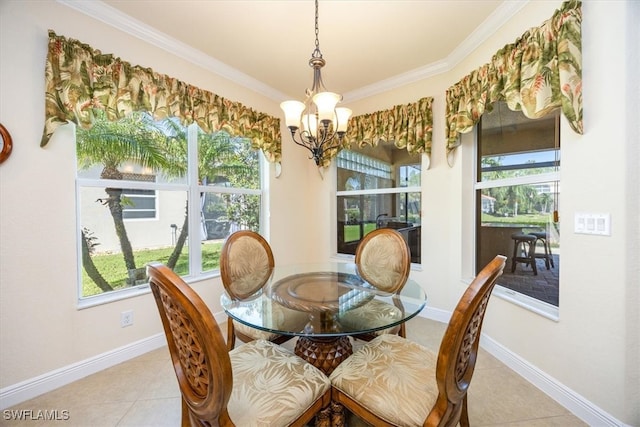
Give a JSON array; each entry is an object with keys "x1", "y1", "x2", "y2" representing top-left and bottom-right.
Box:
[
  {"x1": 344, "y1": 0, "x2": 529, "y2": 102},
  {"x1": 57, "y1": 0, "x2": 528, "y2": 104},
  {"x1": 56, "y1": 0, "x2": 288, "y2": 102},
  {"x1": 447, "y1": 0, "x2": 529, "y2": 69},
  {"x1": 343, "y1": 60, "x2": 450, "y2": 103}
]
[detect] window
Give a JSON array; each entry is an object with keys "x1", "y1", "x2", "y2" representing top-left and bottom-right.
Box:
[
  {"x1": 336, "y1": 144, "x2": 421, "y2": 263},
  {"x1": 197, "y1": 126, "x2": 262, "y2": 274},
  {"x1": 121, "y1": 173, "x2": 157, "y2": 220},
  {"x1": 476, "y1": 102, "x2": 560, "y2": 311},
  {"x1": 76, "y1": 111, "x2": 264, "y2": 303}
]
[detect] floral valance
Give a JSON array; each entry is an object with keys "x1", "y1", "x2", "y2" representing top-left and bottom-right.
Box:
[
  {"x1": 43, "y1": 30, "x2": 281, "y2": 163},
  {"x1": 445, "y1": 0, "x2": 582, "y2": 163},
  {"x1": 336, "y1": 96, "x2": 433, "y2": 168}
]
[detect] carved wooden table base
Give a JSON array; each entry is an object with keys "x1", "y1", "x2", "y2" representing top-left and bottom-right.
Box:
[
  {"x1": 295, "y1": 336, "x2": 351, "y2": 427},
  {"x1": 315, "y1": 402, "x2": 345, "y2": 427},
  {"x1": 294, "y1": 335, "x2": 352, "y2": 375}
]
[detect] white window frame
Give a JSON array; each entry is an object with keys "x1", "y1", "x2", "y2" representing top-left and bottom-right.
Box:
[
  {"x1": 474, "y1": 174, "x2": 560, "y2": 321},
  {"x1": 121, "y1": 173, "x2": 158, "y2": 221},
  {"x1": 335, "y1": 148, "x2": 422, "y2": 264},
  {"x1": 76, "y1": 123, "x2": 266, "y2": 308},
  {"x1": 473, "y1": 126, "x2": 561, "y2": 321}
]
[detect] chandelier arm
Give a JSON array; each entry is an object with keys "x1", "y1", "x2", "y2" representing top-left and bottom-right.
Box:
[
  {"x1": 288, "y1": 130, "x2": 323, "y2": 165},
  {"x1": 289, "y1": 129, "x2": 315, "y2": 148},
  {"x1": 317, "y1": 131, "x2": 345, "y2": 153},
  {"x1": 289, "y1": 123, "x2": 348, "y2": 164}
]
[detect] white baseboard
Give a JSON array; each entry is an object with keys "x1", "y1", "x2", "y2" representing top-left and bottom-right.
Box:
[
  {"x1": 0, "y1": 311, "x2": 228, "y2": 410},
  {"x1": 420, "y1": 310, "x2": 627, "y2": 427},
  {"x1": 0, "y1": 333, "x2": 167, "y2": 410},
  {"x1": 420, "y1": 305, "x2": 451, "y2": 324},
  {"x1": 479, "y1": 334, "x2": 628, "y2": 427}
]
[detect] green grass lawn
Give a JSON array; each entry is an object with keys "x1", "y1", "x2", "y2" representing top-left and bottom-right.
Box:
[
  {"x1": 481, "y1": 212, "x2": 552, "y2": 227},
  {"x1": 82, "y1": 242, "x2": 223, "y2": 297},
  {"x1": 343, "y1": 223, "x2": 377, "y2": 242}
]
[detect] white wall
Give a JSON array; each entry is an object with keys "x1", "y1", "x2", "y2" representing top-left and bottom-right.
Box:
[
  {"x1": 1, "y1": 0, "x2": 638, "y2": 425},
  {"x1": 343, "y1": 2, "x2": 638, "y2": 424},
  {"x1": 0, "y1": 0, "x2": 284, "y2": 385}
]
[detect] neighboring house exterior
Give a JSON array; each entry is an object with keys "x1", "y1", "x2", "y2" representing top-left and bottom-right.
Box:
[{"x1": 481, "y1": 194, "x2": 496, "y2": 213}]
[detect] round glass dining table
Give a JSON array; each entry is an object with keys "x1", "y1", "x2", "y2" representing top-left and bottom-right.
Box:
[{"x1": 221, "y1": 262, "x2": 427, "y2": 374}]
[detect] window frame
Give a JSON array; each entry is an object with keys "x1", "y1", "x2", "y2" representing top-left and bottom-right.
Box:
[
  {"x1": 76, "y1": 122, "x2": 267, "y2": 308},
  {"x1": 120, "y1": 173, "x2": 158, "y2": 221},
  {"x1": 335, "y1": 147, "x2": 422, "y2": 264},
  {"x1": 474, "y1": 108, "x2": 561, "y2": 320}
]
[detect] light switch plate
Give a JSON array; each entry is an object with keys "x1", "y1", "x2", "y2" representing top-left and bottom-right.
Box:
[{"x1": 574, "y1": 212, "x2": 611, "y2": 235}]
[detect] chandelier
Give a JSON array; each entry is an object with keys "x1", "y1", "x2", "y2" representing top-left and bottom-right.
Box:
[{"x1": 280, "y1": 0, "x2": 352, "y2": 166}]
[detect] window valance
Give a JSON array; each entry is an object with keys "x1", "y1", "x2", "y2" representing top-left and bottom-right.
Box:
[
  {"x1": 42, "y1": 30, "x2": 281, "y2": 163},
  {"x1": 445, "y1": 0, "x2": 582, "y2": 164},
  {"x1": 339, "y1": 96, "x2": 433, "y2": 168}
]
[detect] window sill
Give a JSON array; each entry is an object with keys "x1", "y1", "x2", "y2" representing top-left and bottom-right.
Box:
[
  {"x1": 493, "y1": 285, "x2": 559, "y2": 321},
  {"x1": 77, "y1": 271, "x2": 219, "y2": 310},
  {"x1": 77, "y1": 285, "x2": 152, "y2": 310}
]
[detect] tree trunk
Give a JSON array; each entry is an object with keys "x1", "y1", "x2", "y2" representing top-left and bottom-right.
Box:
[
  {"x1": 81, "y1": 230, "x2": 114, "y2": 293},
  {"x1": 167, "y1": 203, "x2": 189, "y2": 269},
  {"x1": 100, "y1": 166, "x2": 136, "y2": 271},
  {"x1": 105, "y1": 187, "x2": 137, "y2": 271}
]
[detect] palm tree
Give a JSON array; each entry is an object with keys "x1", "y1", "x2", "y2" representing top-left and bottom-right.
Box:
[
  {"x1": 76, "y1": 110, "x2": 169, "y2": 281},
  {"x1": 201, "y1": 132, "x2": 261, "y2": 231},
  {"x1": 539, "y1": 192, "x2": 552, "y2": 213},
  {"x1": 78, "y1": 112, "x2": 259, "y2": 289},
  {"x1": 80, "y1": 227, "x2": 113, "y2": 292},
  {"x1": 156, "y1": 119, "x2": 259, "y2": 269}
]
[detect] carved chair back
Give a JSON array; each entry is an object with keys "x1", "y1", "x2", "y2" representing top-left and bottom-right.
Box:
[
  {"x1": 426, "y1": 255, "x2": 507, "y2": 426},
  {"x1": 148, "y1": 262, "x2": 234, "y2": 426}
]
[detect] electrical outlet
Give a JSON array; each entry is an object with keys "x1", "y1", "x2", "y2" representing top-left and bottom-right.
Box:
[{"x1": 121, "y1": 310, "x2": 134, "y2": 327}]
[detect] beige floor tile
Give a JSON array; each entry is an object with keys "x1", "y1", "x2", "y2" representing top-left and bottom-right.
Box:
[
  {"x1": 2, "y1": 317, "x2": 588, "y2": 427},
  {"x1": 491, "y1": 415, "x2": 589, "y2": 427},
  {"x1": 467, "y1": 366, "x2": 577, "y2": 425},
  {"x1": 128, "y1": 347, "x2": 170, "y2": 363},
  {"x1": 136, "y1": 360, "x2": 180, "y2": 401},
  {"x1": 406, "y1": 316, "x2": 446, "y2": 351},
  {"x1": 1, "y1": 401, "x2": 134, "y2": 427},
  {"x1": 54, "y1": 361, "x2": 159, "y2": 406},
  {"x1": 116, "y1": 397, "x2": 182, "y2": 426},
  {"x1": 475, "y1": 347, "x2": 506, "y2": 369}
]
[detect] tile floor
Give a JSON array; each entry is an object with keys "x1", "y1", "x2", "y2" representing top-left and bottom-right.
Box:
[{"x1": 2, "y1": 316, "x2": 586, "y2": 426}]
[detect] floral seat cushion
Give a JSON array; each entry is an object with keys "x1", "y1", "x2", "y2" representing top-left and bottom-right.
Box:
[
  {"x1": 339, "y1": 299, "x2": 404, "y2": 336},
  {"x1": 329, "y1": 334, "x2": 438, "y2": 427},
  {"x1": 228, "y1": 340, "x2": 330, "y2": 426}
]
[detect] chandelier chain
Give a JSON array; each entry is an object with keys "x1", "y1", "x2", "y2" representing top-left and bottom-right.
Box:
[{"x1": 312, "y1": 0, "x2": 322, "y2": 59}]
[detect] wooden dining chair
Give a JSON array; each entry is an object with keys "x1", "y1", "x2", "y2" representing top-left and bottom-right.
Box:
[
  {"x1": 341, "y1": 228, "x2": 412, "y2": 341},
  {"x1": 219, "y1": 230, "x2": 292, "y2": 350},
  {"x1": 147, "y1": 262, "x2": 332, "y2": 427},
  {"x1": 330, "y1": 255, "x2": 507, "y2": 427}
]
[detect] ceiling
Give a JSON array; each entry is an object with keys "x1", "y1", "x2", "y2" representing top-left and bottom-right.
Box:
[{"x1": 72, "y1": 1, "x2": 528, "y2": 103}]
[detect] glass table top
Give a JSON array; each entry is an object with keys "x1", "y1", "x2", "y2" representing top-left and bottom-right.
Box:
[{"x1": 221, "y1": 262, "x2": 427, "y2": 337}]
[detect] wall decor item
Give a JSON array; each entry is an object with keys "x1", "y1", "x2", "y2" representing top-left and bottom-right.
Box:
[{"x1": 0, "y1": 123, "x2": 12, "y2": 164}]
